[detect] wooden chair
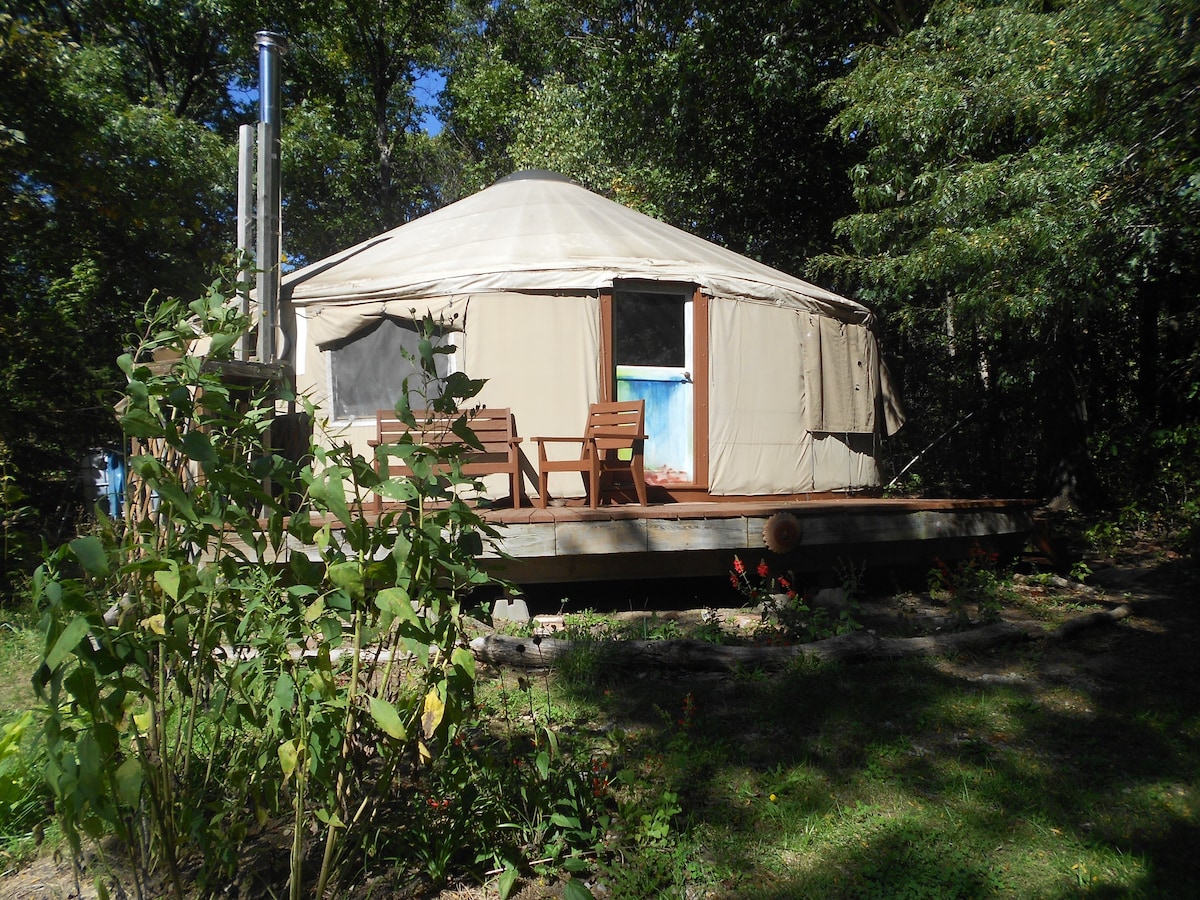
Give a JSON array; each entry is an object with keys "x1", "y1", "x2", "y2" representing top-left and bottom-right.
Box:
[
  {"x1": 369, "y1": 407, "x2": 524, "y2": 512},
  {"x1": 533, "y1": 400, "x2": 649, "y2": 508}
]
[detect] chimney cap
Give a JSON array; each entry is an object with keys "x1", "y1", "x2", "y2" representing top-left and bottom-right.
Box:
[{"x1": 254, "y1": 31, "x2": 288, "y2": 53}]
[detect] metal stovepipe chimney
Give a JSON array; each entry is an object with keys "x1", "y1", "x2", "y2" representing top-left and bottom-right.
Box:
[{"x1": 254, "y1": 30, "x2": 287, "y2": 363}]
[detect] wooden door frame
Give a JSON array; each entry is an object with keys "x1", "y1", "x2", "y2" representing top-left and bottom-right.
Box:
[{"x1": 600, "y1": 285, "x2": 709, "y2": 495}]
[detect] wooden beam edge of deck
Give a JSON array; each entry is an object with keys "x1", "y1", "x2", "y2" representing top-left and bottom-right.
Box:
[
  {"x1": 222, "y1": 498, "x2": 1037, "y2": 584},
  {"x1": 482, "y1": 503, "x2": 1035, "y2": 561}
]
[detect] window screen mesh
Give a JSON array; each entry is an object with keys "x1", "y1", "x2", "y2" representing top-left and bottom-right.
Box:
[
  {"x1": 613, "y1": 291, "x2": 685, "y2": 367},
  {"x1": 329, "y1": 318, "x2": 449, "y2": 419}
]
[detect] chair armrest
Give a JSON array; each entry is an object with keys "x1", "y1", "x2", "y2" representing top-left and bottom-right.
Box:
[
  {"x1": 531, "y1": 435, "x2": 584, "y2": 444},
  {"x1": 588, "y1": 430, "x2": 648, "y2": 441}
]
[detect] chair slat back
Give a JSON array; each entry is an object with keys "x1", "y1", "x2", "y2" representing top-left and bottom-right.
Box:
[
  {"x1": 376, "y1": 408, "x2": 516, "y2": 456},
  {"x1": 372, "y1": 407, "x2": 523, "y2": 508},
  {"x1": 583, "y1": 400, "x2": 645, "y2": 452}
]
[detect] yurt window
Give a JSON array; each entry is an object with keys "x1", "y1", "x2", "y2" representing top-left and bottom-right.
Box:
[
  {"x1": 328, "y1": 317, "x2": 452, "y2": 421},
  {"x1": 613, "y1": 291, "x2": 686, "y2": 367}
]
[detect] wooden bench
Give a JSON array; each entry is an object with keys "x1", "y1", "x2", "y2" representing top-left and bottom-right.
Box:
[
  {"x1": 533, "y1": 400, "x2": 648, "y2": 508},
  {"x1": 369, "y1": 407, "x2": 524, "y2": 511}
]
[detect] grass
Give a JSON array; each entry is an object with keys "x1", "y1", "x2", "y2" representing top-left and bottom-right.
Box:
[
  {"x1": 0, "y1": 606, "x2": 51, "y2": 862},
  {"x1": 0, "y1": 609, "x2": 39, "y2": 714},
  {"x1": 2, "y1": 566, "x2": 1198, "y2": 898},
  {"x1": 536, "y1": 650, "x2": 1197, "y2": 898},
  {"x1": 492, "y1": 569, "x2": 1200, "y2": 899}
]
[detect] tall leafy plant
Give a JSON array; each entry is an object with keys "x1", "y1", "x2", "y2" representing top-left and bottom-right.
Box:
[{"x1": 32, "y1": 283, "x2": 497, "y2": 898}]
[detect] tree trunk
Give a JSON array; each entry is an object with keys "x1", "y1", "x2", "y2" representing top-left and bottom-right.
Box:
[
  {"x1": 1039, "y1": 348, "x2": 1107, "y2": 512},
  {"x1": 1137, "y1": 283, "x2": 1161, "y2": 423}
]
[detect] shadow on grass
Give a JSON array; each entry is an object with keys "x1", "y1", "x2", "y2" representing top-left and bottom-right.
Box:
[{"x1": 547, "y1": 574, "x2": 1200, "y2": 898}]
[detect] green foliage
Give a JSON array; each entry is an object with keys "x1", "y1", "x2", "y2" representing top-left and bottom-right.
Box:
[
  {"x1": 0, "y1": 710, "x2": 47, "y2": 850},
  {"x1": 816, "y1": 0, "x2": 1200, "y2": 505},
  {"x1": 730, "y1": 555, "x2": 860, "y2": 642},
  {"x1": 30, "y1": 289, "x2": 496, "y2": 897},
  {"x1": 510, "y1": 729, "x2": 614, "y2": 876},
  {"x1": 1, "y1": 8, "x2": 235, "y2": 548},
  {"x1": 0, "y1": 1, "x2": 457, "y2": 545},
  {"x1": 279, "y1": 0, "x2": 457, "y2": 260},
  {"x1": 1084, "y1": 519, "x2": 1126, "y2": 559},
  {"x1": 0, "y1": 450, "x2": 38, "y2": 601},
  {"x1": 928, "y1": 544, "x2": 1015, "y2": 624},
  {"x1": 1092, "y1": 423, "x2": 1200, "y2": 556},
  {"x1": 444, "y1": 1, "x2": 910, "y2": 269},
  {"x1": 599, "y1": 772, "x2": 684, "y2": 897},
  {"x1": 549, "y1": 623, "x2": 613, "y2": 695},
  {"x1": 379, "y1": 679, "x2": 654, "y2": 896}
]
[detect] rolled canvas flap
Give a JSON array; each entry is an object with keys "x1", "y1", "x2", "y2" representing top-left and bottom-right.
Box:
[{"x1": 303, "y1": 296, "x2": 466, "y2": 350}]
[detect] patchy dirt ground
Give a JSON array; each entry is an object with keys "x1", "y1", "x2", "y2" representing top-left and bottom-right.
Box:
[{"x1": 4, "y1": 545, "x2": 1196, "y2": 900}]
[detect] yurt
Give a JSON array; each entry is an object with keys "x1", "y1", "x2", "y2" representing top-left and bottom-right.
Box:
[{"x1": 279, "y1": 170, "x2": 904, "y2": 503}]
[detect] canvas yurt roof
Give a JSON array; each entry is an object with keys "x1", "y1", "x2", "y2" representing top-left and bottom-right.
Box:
[{"x1": 282, "y1": 170, "x2": 872, "y2": 326}]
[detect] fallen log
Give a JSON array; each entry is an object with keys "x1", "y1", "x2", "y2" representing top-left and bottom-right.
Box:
[
  {"x1": 470, "y1": 605, "x2": 1133, "y2": 673},
  {"x1": 470, "y1": 631, "x2": 881, "y2": 672},
  {"x1": 1047, "y1": 603, "x2": 1132, "y2": 639},
  {"x1": 471, "y1": 623, "x2": 1036, "y2": 672}
]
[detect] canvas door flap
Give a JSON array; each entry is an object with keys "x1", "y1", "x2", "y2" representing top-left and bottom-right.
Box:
[
  {"x1": 802, "y1": 316, "x2": 878, "y2": 434},
  {"x1": 879, "y1": 356, "x2": 906, "y2": 436},
  {"x1": 709, "y1": 298, "x2": 813, "y2": 494},
  {"x1": 850, "y1": 323, "x2": 877, "y2": 433}
]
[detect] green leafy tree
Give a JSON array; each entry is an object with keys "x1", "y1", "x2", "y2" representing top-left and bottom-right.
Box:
[
  {"x1": 0, "y1": 1, "x2": 459, "y2": 573},
  {"x1": 38, "y1": 0, "x2": 247, "y2": 123},
  {"x1": 443, "y1": 1, "x2": 927, "y2": 270},
  {"x1": 0, "y1": 9, "x2": 234, "y2": 563},
  {"x1": 815, "y1": 0, "x2": 1200, "y2": 506},
  {"x1": 439, "y1": 0, "x2": 602, "y2": 194},
  {"x1": 268, "y1": 0, "x2": 456, "y2": 263}
]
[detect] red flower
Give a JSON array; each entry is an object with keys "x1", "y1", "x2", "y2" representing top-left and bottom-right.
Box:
[
  {"x1": 757, "y1": 560, "x2": 771, "y2": 579},
  {"x1": 733, "y1": 556, "x2": 746, "y2": 575},
  {"x1": 779, "y1": 576, "x2": 790, "y2": 590}
]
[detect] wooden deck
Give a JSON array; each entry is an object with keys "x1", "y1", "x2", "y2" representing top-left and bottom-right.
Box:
[
  {"x1": 471, "y1": 497, "x2": 1039, "y2": 583},
  {"x1": 252, "y1": 497, "x2": 1038, "y2": 585}
]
